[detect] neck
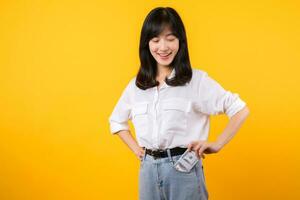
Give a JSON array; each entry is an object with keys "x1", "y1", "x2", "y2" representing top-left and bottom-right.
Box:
[{"x1": 157, "y1": 64, "x2": 172, "y2": 78}]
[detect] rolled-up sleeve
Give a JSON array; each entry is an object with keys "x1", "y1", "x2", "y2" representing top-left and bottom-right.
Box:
[
  {"x1": 197, "y1": 72, "x2": 246, "y2": 119},
  {"x1": 108, "y1": 78, "x2": 133, "y2": 134}
]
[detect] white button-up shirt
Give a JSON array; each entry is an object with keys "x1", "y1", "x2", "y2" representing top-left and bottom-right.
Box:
[{"x1": 108, "y1": 68, "x2": 246, "y2": 150}]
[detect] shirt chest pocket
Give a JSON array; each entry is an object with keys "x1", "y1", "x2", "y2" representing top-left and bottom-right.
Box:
[
  {"x1": 161, "y1": 98, "x2": 191, "y2": 135},
  {"x1": 131, "y1": 102, "x2": 149, "y2": 137}
]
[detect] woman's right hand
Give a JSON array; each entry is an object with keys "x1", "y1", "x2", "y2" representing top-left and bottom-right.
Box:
[{"x1": 134, "y1": 146, "x2": 146, "y2": 160}]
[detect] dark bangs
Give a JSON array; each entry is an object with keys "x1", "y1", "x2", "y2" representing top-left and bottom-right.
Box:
[{"x1": 136, "y1": 7, "x2": 193, "y2": 90}]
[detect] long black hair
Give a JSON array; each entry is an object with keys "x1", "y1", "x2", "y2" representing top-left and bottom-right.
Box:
[{"x1": 136, "y1": 7, "x2": 193, "y2": 90}]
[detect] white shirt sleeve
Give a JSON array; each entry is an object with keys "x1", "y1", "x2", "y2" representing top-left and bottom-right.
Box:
[
  {"x1": 108, "y1": 79, "x2": 133, "y2": 134},
  {"x1": 197, "y1": 71, "x2": 246, "y2": 118}
]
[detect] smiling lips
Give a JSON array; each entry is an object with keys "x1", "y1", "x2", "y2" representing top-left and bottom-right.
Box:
[{"x1": 157, "y1": 52, "x2": 172, "y2": 59}]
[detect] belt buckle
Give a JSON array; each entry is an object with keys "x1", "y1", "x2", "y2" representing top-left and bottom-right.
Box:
[
  {"x1": 148, "y1": 149, "x2": 158, "y2": 159},
  {"x1": 152, "y1": 150, "x2": 159, "y2": 159},
  {"x1": 153, "y1": 149, "x2": 165, "y2": 159}
]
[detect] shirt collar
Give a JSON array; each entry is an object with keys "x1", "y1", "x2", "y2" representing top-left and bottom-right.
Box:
[
  {"x1": 158, "y1": 67, "x2": 175, "y2": 90},
  {"x1": 167, "y1": 67, "x2": 176, "y2": 79}
]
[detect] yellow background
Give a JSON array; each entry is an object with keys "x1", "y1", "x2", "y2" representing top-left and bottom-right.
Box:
[{"x1": 1, "y1": 0, "x2": 299, "y2": 199}]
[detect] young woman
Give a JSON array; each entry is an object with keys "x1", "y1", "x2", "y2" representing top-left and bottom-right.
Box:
[{"x1": 109, "y1": 7, "x2": 250, "y2": 200}]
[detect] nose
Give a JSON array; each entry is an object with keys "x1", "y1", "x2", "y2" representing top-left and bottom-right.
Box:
[{"x1": 159, "y1": 40, "x2": 169, "y2": 51}]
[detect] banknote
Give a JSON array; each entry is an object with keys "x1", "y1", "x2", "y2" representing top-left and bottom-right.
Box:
[{"x1": 173, "y1": 149, "x2": 199, "y2": 173}]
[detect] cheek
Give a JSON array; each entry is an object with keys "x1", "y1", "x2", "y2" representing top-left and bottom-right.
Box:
[
  {"x1": 149, "y1": 44, "x2": 159, "y2": 53},
  {"x1": 170, "y1": 42, "x2": 179, "y2": 51}
]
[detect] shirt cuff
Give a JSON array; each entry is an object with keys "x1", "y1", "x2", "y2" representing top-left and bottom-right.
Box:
[
  {"x1": 109, "y1": 121, "x2": 130, "y2": 134},
  {"x1": 226, "y1": 98, "x2": 247, "y2": 119}
]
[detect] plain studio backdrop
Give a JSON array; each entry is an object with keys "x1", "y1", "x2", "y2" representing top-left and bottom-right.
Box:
[{"x1": 0, "y1": 0, "x2": 299, "y2": 199}]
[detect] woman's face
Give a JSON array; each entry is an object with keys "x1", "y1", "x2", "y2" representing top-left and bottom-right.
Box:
[{"x1": 148, "y1": 26, "x2": 179, "y2": 67}]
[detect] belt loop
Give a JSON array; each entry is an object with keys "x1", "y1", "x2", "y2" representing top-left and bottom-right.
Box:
[
  {"x1": 166, "y1": 148, "x2": 173, "y2": 164},
  {"x1": 143, "y1": 147, "x2": 147, "y2": 161}
]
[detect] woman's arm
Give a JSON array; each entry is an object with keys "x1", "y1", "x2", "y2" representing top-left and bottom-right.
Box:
[
  {"x1": 115, "y1": 130, "x2": 145, "y2": 160},
  {"x1": 188, "y1": 106, "x2": 250, "y2": 159},
  {"x1": 215, "y1": 105, "x2": 250, "y2": 149}
]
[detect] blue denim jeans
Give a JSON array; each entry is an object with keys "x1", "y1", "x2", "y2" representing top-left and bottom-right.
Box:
[{"x1": 138, "y1": 149, "x2": 209, "y2": 200}]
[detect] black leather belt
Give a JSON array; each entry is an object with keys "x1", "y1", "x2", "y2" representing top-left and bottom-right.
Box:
[{"x1": 144, "y1": 147, "x2": 187, "y2": 159}]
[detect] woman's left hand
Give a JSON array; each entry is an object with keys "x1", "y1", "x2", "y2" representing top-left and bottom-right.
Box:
[{"x1": 187, "y1": 140, "x2": 222, "y2": 159}]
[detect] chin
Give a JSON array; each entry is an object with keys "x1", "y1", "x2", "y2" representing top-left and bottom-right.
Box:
[
  {"x1": 158, "y1": 63, "x2": 171, "y2": 67},
  {"x1": 157, "y1": 60, "x2": 173, "y2": 66}
]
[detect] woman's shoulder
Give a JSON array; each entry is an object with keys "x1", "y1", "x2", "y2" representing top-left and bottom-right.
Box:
[
  {"x1": 119, "y1": 76, "x2": 136, "y2": 94},
  {"x1": 191, "y1": 67, "x2": 208, "y2": 80},
  {"x1": 129, "y1": 76, "x2": 137, "y2": 84},
  {"x1": 125, "y1": 76, "x2": 136, "y2": 90}
]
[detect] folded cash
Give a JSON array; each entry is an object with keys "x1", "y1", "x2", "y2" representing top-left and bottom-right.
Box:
[{"x1": 173, "y1": 149, "x2": 199, "y2": 173}]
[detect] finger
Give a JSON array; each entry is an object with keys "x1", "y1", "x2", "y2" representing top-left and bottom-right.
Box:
[
  {"x1": 187, "y1": 144, "x2": 192, "y2": 151},
  {"x1": 193, "y1": 143, "x2": 202, "y2": 151},
  {"x1": 187, "y1": 141, "x2": 198, "y2": 151},
  {"x1": 139, "y1": 151, "x2": 144, "y2": 158},
  {"x1": 140, "y1": 154, "x2": 144, "y2": 159},
  {"x1": 198, "y1": 145, "x2": 207, "y2": 158}
]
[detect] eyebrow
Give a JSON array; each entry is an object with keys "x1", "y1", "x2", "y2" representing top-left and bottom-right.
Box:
[
  {"x1": 165, "y1": 33, "x2": 175, "y2": 36},
  {"x1": 153, "y1": 32, "x2": 176, "y2": 38}
]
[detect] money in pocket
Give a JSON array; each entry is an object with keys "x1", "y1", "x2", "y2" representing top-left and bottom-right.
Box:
[{"x1": 173, "y1": 149, "x2": 199, "y2": 173}]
